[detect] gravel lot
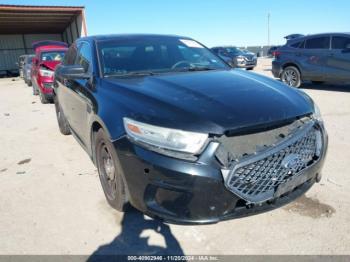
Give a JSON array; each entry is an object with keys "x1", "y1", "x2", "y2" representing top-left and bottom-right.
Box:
[{"x1": 0, "y1": 58, "x2": 349, "y2": 256}]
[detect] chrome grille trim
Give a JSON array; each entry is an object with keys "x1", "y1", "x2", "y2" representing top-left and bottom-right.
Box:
[{"x1": 223, "y1": 121, "x2": 322, "y2": 203}]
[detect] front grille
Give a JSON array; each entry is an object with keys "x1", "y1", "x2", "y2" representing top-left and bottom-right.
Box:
[
  {"x1": 223, "y1": 122, "x2": 322, "y2": 203},
  {"x1": 43, "y1": 83, "x2": 53, "y2": 89}
]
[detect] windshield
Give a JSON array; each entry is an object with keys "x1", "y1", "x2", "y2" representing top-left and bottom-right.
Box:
[
  {"x1": 225, "y1": 47, "x2": 244, "y2": 55},
  {"x1": 97, "y1": 37, "x2": 229, "y2": 77},
  {"x1": 40, "y1": 51, "x2": 66, "y2": 62},
  {"x1": 26, "y1": 56, "x2": 34, "y2": 64}
]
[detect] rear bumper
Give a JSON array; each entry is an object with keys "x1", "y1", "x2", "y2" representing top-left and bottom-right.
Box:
[
  {"x1": 272, "y1": 60, "x2": 283, "y2": 78},
  {"x1": 113, "y1": 123, "x2": 328, "y2": 224}
]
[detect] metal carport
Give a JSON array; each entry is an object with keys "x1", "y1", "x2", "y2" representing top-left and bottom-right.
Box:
[{"x1": 0, "y1": 4, "x2": 87, "y2": 76}]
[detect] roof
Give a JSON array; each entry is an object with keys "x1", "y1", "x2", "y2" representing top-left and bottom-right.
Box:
[
  {"x1": 0, "y1": 4, "x2": 85, "y2": 34},
  {"x1": 79, "y1": 34, "x2": 192, "y2": 42},
  {"x1": 287, "y1": 32, "x2": 350, "y2": 41},
  {"x1": 211, "y1": 46, "x2": 240, "y2": 49}
]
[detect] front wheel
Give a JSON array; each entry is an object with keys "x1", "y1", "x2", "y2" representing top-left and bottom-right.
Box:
[
  {"x1": 95, "y1": 128, "x2": 129, "y2": 211},
  {"x1": 39, "y1": 90, "x2": 49, "y2": 104},
  {"x1": 246, "y1": 67, "x2": 254, "y2": 70},
  {"x1": 281, "y1": 66, "x2": 301, "y2": 88}
]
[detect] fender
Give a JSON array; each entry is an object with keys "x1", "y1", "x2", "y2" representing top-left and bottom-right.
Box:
[{"x1": 88, "y1": 114, "x2": 116, "y2": 164}]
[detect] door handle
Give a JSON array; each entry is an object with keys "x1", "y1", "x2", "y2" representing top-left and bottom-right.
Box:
[{"x1": 328, "y1": 53, "x2": 335, "y2": 57}]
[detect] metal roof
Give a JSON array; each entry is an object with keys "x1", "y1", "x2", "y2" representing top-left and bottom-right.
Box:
[{"x1": 0, "y1": 4, "x2": 85, "y2": 34}]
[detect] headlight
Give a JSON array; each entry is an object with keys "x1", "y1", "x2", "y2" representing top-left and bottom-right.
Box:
[
  {"x1": 39, "y1": 68, "x2": 54, "y2": 77},
  {"x1": 312, "y1": 103, "x2": 323, "y2": 122},
  {"x1": 236, "y1": 56, "x2": 245, "y2": 61},
  {"x1": 123, "y1": 117, "x2": 208, "y2": 154}
]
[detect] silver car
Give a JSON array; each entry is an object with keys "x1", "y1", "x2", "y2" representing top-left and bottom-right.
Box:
[
  {"x1": 211, "y1": 46, "x2": 257, "y2": 70},
  {"x1": 23, "y1": 55, "x2": 35, "y2": 86}
]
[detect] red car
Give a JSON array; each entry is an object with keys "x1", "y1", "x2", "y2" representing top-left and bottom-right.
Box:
[{"x1": 31, "y1": 41, "x2": 68, "y2": 103}]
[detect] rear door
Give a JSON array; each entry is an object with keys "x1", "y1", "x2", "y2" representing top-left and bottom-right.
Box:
[
  {"x1": 327, "y1": 35, "x2": 350, "y2": 81},
  {"x1": 302, "y1": 36, "x2": 331, "y2": 81}
]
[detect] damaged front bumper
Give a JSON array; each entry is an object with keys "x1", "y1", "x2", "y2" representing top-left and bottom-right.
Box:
[{"x1": 113, "y1": 120, "x2": 328, "y2": 224}]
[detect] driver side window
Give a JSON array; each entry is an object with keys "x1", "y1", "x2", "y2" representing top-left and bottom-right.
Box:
[
  {"x1": 76, "y1": 42, "x2": 93, "y2": 73},
  {"x1": 178, "y1": 45, "x2": 206, "y2": 64},
  {"x1": 332, "y1": 36, "x2": 350, "y2": 50},
  {"x1": 64, "y1": 44, "x2": 78, "y2": 65}
]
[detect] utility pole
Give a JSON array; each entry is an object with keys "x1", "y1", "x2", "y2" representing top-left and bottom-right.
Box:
[{"x1": 267, "y1": 12, "x2": 271, "y2": 47}]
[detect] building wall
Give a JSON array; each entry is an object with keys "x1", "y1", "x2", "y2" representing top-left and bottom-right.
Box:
[
  {"x1": 0, "y1": 34, "x2": 62, "y2": 72},
  {"x1": 0, "y1": 9, "x2": 86, "y2": 76},
  {"x1": 239, "y1": 46, "x2": 275, "y2": 57}
]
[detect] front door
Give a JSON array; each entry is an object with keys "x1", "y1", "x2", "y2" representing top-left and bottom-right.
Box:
[
  {"x1": 302, "y1": 36, "x2": 331, "y2": 81},
  {"x1": 66, "y1": 41, "x2": 94, "y2": 146},
  {"x1": 327, "y1": 35, "x2": 350, "y2": 81}
]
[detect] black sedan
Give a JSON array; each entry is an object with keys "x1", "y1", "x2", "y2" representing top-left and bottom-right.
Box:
[{"x1": 53, "y1": 34, "x2": 327, "y2": 224}]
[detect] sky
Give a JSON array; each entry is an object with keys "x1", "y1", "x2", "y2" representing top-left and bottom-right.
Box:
[{"x1": 2, "y1": 0, "x2": 350, "y2": 47}]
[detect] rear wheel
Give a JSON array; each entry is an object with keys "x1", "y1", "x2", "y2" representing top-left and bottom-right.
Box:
[
  {"x1": 95, "y1": 128, "x2": 129, "y2": 211},
  {"x1": 281, "y1": 66, "x2": 301, "y2": 88},
  {"x1": 32, "y1": 84, "x2": 38, "y2": 95},
  {"x1": 54, "y1": 95, "x2": 71, "y2": 135}
]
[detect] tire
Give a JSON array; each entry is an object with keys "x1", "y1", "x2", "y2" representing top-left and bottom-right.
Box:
[
  {"x1": 281, "y1": 66, "x2": 301, "y2": 88},
  {"x1": 311, "y1": 81, "x2": 324, "y2": 85},
  {"x1": 95, "y1": 128, "x2": 129, "y2": 211},
  {"x1": 246, "y1": 67, "x2": 254, "y2": 70},
  {"x1": 39, "y1": 90, "x2": 49, "y2": 104},
  {"x1": 54, "y1": 95, "x2": 71, "y2": 135},
  {"x1": 32, "y1": 84, "x2": 38, "y2": 95}
]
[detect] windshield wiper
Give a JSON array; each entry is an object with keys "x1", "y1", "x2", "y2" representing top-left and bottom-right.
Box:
[
  {"x1": 172, "y1": 66, "x2": 217, "y2": 72},
  {"x1": 105, "y1": 71, "x2": 155, "y2": 78}
]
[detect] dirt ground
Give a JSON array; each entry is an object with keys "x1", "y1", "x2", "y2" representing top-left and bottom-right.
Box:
[{"x1": 0, "y1": 58, "x2": 349, "y2": 256}]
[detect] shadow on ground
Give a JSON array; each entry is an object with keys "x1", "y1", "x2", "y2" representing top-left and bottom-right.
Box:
[
  {"x1": 301, "y1": 82, "x2": 350, "y2": 93},
  {"x1": 87, "y1": 206, "x2": 184, "y2": 261}
]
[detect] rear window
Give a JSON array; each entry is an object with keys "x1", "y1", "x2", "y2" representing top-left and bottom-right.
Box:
[
  {"x1": 290, "y1": 41, "x2": 304, "y2": 48},
  {"x1": 305, "y1": 37, "x2": 330, "y2": 49},
  {"x1": 332, "y1": 36, "x2": 350, "y2": 49},
  {"x1": 26, "y1": 56, "x2": 34, "y2": 64}
]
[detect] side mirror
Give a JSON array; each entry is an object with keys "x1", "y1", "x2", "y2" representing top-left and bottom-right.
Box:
[{"x1": 59, "y1": 65, "x2": 90, "y2": 79}]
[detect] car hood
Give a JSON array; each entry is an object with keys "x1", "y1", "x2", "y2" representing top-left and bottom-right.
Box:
[
  {"x1": 102, "y1": 70, "x2": 313, "y2": 135},
  {"x1": 40, "y1": 61, "x2": 61, "y2": 71}
]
